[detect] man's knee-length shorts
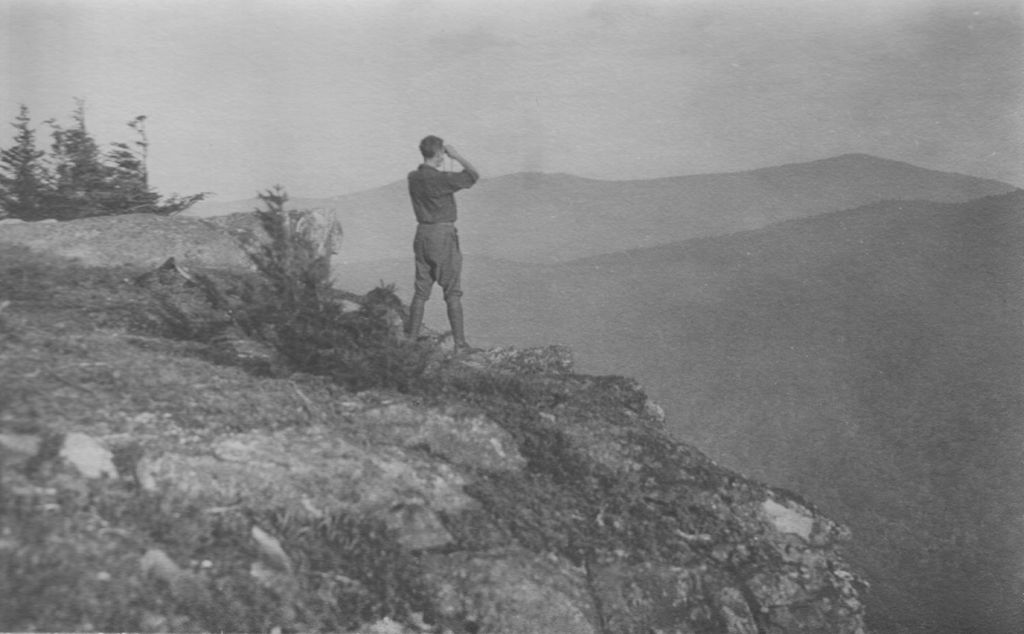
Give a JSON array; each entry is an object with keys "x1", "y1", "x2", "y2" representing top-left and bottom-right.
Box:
[{"x1": 413, "y1": 223, "x2": 462, "y2": 302}]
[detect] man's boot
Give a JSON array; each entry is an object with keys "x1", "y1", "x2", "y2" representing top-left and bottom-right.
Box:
[
  {"x1": 446, "y1": 296, "x2": 475, "y2": 353},
  {"x1": 407, "y1": 296, "x2": 426, "y2": 341}
]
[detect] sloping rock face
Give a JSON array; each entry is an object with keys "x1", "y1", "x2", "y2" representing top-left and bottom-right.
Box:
[
  {"x1": 1, "y1": 215, "x2": 867, "y2": 632},
  {"x1": 0, "y1": 209, "x2": 339, "y2": 273},
  {"x1": 1, "y1": 338, "x2": 867, "y2": 632},
  {"x1": 0, "y1": 212, "x2": 257, "y2": 270}
]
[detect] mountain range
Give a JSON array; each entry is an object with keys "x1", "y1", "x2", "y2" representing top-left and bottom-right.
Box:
[
  {"x1": 187, "y1": 153, "x2": 1016, "y2": 264},
  {"x1": 190, "y1": 154, "x2": 1022, "y2": 631}
]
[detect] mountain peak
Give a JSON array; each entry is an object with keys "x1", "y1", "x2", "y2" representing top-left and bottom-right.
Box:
[
  {"x1": 777, "y1": 152, "x2": 1008, "y2": 183},
  {"x1": 828, "y1": 152, "x2": 889, "y2": 161}
]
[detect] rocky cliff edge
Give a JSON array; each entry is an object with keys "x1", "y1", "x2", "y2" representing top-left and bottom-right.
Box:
[{"x1": 0, "y1": 216, "x2": 866, "y2": 633}]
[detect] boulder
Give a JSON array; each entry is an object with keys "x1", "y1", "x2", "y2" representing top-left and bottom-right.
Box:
[
  {"x1": 0, "y1": 208, "x2": 341, "y2": 274},
  {"x1": 59, "y1": 432, "x2": 117, "y2": 479},
  {"x1": 0, "y1": 212, "x2": 256, "y2": 271}
]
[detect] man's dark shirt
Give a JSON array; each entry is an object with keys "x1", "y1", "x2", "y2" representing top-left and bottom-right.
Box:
[{"x1": 407, "y1": 164, "x2": 478, "y2": 224}]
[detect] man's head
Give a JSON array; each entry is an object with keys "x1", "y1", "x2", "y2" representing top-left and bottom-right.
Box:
[{"x1": 419, "y1": 135, "x2": 445, "y2": 162}]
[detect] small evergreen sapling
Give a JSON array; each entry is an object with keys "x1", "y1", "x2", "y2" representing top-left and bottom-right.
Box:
[
  {"x1": 237, "y1": 187, "x2": 431, "y2": 390},
  {"x1": 247, "y1": 186, "x2": 331, "y2": 309}
]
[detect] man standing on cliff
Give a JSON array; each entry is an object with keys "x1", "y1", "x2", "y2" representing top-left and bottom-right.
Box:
[{"x1": 406, "y1": 135, "x2": 480, "y2": 354}]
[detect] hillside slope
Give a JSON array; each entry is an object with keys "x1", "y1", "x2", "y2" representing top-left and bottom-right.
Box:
[
  {"x1": 454, "y1": 191, "x2": 1024, "y2": 633},
  {"x1": 186, "y1": 154, "x2": 1017, "y2": 264},
  {"x1": 0, "y1": 243, "x2": 867, "y2": 632}
]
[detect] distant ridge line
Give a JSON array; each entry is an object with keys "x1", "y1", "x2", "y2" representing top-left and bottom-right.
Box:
[
  {"x1": 189, "y1": 153, "x2": 1016, "y2": 209},
  {"x1": 561, "y1": 188, "x2": 1024, "y2": 267},
  {"x1": 185, "y1": 153, "x2": 1017, "y2": 265}
]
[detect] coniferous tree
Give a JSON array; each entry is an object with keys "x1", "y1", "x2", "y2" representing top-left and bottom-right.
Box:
[
  {"x1": 104, "y1": 115, "x2": 160, "y2": 214},
  {"x1": 0, "y1": 105, "x2": 50, "y2": 220},
  {"x1": 101, "y1": 114, "x2": 208, "y2": 215},
  {"x1": 45, "y1": 99, "x2": 111, "y2": 219},
  {"x1": 1, "y1": 100, "x2": 208, "y2": 220}
]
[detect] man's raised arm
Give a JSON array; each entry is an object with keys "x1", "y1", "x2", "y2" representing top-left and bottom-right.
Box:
[{"x1": 443, "y1": 144, "x2": 480, "y2": 182}]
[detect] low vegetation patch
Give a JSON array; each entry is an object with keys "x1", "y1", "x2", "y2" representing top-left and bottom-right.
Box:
[{"x1": 174, "y1": 188, "x2": 437, "y2": 391}]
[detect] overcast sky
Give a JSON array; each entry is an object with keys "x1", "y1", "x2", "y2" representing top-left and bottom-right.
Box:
[{"x1": 2, "y1": 0, "x2": 1021, "y2": 200}]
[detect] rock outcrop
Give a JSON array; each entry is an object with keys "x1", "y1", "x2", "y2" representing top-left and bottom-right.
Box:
[
  {"x1": 0, "y1": 213, "x2": 868, "y2": 632},
  {"x1": 1, "y1": 344, "x2": 867, "y2": 630},
  {"x1": 0, "y1": 208, "x2": 340, "y2": 273}
]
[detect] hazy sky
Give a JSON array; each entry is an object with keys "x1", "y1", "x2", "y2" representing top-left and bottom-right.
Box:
[{"x1": 2, "y1": 0, "x2": 1022, "y2": 200}]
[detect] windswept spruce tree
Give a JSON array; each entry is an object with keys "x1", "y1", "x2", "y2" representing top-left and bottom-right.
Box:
[
  {"x1": 0, "y1": 100, "x2": 207, "y2": 220},
  {"x1": 0, "y1": 105, "x2": 48, "y2": 220}
]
